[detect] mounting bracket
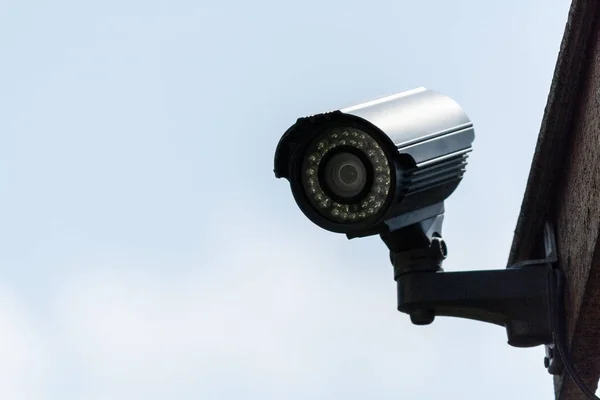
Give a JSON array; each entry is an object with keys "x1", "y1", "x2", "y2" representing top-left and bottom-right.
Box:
[
  {"x1": 518, "y1": 222, "x2": 563, "y2": 375},
  {"x1": 384, "y1": 220, "x2": 564, "y2": 374}
]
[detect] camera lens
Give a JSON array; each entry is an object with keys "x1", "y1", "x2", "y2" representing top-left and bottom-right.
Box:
[
  {"x1": 301, "y1": 127, "x2": 392, "y2": 223},
  {"x1": 322, "y1": 152, "x2": 368, "y2": 199}
]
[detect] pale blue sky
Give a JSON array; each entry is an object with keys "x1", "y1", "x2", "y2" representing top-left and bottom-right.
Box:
[{"x1": 1, "y1": 0, "x2": 572, "y2": 399}]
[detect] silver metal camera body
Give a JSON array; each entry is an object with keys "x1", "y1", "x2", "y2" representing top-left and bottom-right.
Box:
[{"x1": 274, "y1": 87, "x2": 475, "y2": 239}]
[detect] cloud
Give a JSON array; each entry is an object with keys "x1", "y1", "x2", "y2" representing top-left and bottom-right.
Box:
[
  {"x1": 50, "y1": 203, "x2": 445, "y2": 399},
  {"x1": 47, "y1": 199, "x2": 556, "y2": 400},
  {"x1": 0, "y1": 287, "x2": 46, "y2": 400}
]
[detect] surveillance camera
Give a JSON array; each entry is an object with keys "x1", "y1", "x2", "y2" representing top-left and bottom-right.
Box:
[
  {"x1": 272, "y1": 89, "x2": 585, "y2": 389},
  {"x1": 274, "y1": 87, "x2": 474, "y2": 239}
]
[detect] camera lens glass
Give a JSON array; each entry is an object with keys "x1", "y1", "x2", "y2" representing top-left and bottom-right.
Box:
[
  {"x1": 322, "y1": 152, "x2": 368, "y2": 199},
  {"x1": 301, "y1": 127, "x2": 393, "y2": 224}
]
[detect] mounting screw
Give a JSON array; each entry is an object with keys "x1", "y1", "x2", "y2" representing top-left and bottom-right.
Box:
[
  {"x1": 544, "y1": 344, "x2": 563, "y2": 375},
  {"x1": 430, "y1": 237, "x2": 448, "y2": 263}
]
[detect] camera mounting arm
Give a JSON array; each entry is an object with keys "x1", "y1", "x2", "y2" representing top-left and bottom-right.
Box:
[{"x1": 384, "y1": 218, "x2": 563, "y2": 364}]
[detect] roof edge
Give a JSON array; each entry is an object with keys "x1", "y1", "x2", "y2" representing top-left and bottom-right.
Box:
[{"x1": 508, "y1": 0, "x2": 600, "y2": 265}]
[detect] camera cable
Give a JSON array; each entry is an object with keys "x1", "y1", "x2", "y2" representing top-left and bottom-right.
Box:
[{"x1": 552, "y1": 269, "x2": 600, "y2": 400}]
